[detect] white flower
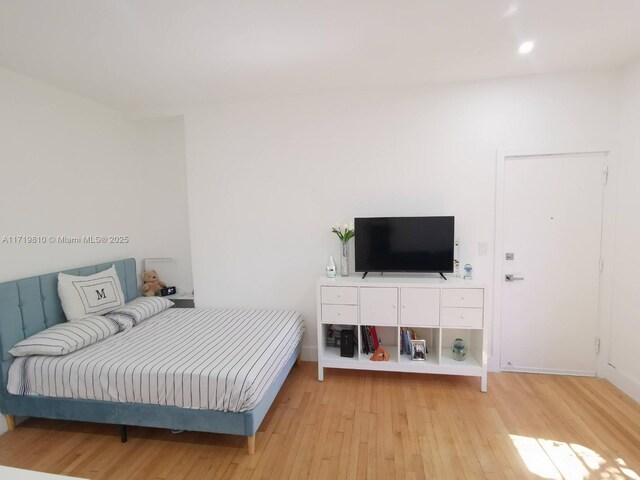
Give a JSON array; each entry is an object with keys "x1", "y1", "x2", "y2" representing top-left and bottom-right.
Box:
[
  {"x1": 342, "y1": 223, "x2": 348, "y2": 231},
  {"x1": 348, "y1": 222, "x2": 354, "y2": 231},
  {"x1": 332, "y1": 223, "x2": 340, "y2": 230}
]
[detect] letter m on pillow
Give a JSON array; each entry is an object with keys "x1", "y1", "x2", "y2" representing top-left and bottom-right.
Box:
[{"x1": 58, "y1": 265, "x2": 126, "y2": 320}]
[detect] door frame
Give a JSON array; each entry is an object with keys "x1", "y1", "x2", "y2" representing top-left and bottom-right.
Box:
[{"x1": 491, "y1": 146, "x2": 618, "y2": 377}]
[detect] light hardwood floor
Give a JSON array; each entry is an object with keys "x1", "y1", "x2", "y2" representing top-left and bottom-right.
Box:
[{"x1": 0, "y1": 363, "x2": 639, "y2": 479}]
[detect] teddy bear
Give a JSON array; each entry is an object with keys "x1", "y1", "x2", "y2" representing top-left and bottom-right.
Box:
[{"x1": 142, "y1": 270, "x2": 166, "y2": 297}]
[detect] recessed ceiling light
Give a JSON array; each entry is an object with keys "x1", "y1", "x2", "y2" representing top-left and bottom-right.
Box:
[{"x1": 519, "y1": 41, "x2": 535, "y2": 54}]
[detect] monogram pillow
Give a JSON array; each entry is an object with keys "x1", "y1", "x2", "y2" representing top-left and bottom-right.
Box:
[{"x1": 58, "y1": 265, "x2": 126, "y2": 321}]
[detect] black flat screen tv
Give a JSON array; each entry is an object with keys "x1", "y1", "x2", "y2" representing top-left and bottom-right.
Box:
[{"x1": 354, "y1": 216, "x2": 454, "y2": 273}]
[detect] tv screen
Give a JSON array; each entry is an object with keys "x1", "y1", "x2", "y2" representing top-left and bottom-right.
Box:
[{"x1": 354, "y1": 217, "x2": 454, "y2": 273}]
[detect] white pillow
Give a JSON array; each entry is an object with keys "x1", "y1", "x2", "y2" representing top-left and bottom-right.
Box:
[
  {"x1": 107, "y1": 296, "x2": 174, "y2": 326},
  {"x1": 104, "y1": 312, "x2": 136, "y2": 331},
  {"x1": 9, "y1": 315, "x2": 120, "y2": 357},
  {"x1": 58, "y1": 265, "x2": 126, "y2": 321}
]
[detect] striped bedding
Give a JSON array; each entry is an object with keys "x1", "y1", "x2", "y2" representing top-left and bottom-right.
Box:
[{"x1": 8, "y1": 308, "x2": 304, "y2": 413}]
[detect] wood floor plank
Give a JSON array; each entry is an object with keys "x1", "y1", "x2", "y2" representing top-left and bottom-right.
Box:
[{"x1": 1, "y1": 363, "x2": 639, "y2": 480}]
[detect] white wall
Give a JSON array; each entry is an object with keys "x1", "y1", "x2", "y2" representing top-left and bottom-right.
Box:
[
  {"x1": 184, "y1": 71, "x2": 619, "y2": 361},
  {"x1": 0, "y1": 67, "x2": 192, "y2": 288},
  {"x1": 608, "y1": 60, "x2": 640, "y2": 402},
  {"x1": 0, "y1": 67, "x2": 193, "y2": 432},
  {"x1": 134, "y1": 117, "x2": 193, "y2": 294}
]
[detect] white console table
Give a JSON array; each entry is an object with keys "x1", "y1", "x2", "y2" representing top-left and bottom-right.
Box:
[{"x1": 316, "y1": 275, "x2": 488, "y2": 392}]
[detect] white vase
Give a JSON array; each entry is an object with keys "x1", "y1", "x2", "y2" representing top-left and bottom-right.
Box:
[{"x1": 341, "y1": 242, "x2": 349, "y2": 276}]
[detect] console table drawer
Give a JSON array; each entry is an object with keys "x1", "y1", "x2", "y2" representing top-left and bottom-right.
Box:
[
  {"x1": 441, "y1": 308, "x2": 483, "y2": 328},
  {"x1": 322, "y1": 304, "x2": 358, "y2": 325},
  {"x1": 321, "y1": 286, "x2": 358, "y2": 305},
  {"x1": 441, "y1": 289, "x2": 484, "y2": 308}
]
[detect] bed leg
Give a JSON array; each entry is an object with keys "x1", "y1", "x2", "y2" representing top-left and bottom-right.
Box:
[
  {"x1": 120, "y1": 425, "x2": 128, "y2": 443},
  {"x1": 5, "y1": 415, "x2": 16, "y2": 432},
  {"x1": 247, "y1": 435, "x2": 255, "y2": 455},
  {"x1": 296, "y1": 353, "x2": 302, "y2": 366}
]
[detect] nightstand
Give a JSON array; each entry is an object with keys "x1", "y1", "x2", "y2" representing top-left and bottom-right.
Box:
[{"x1": 163, "y1": 293, "x2": 195, "y2": 308}]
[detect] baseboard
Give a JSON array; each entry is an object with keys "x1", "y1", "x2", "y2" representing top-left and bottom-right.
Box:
[
  {"x1": 500, "y1": 365, "x2": 596, "y2": 377},
  {"x1": 488, "y1": 355, "x2": 605, "y2": 378},
  {"x1": 606, "y1": 364, "x2": 640, "y2": 403},
  {"x1": 301, "y1": 345, "x2": 318, "y2": 362}
]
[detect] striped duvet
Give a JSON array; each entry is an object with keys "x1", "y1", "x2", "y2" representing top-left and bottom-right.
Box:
[{"x1": 8, "y1": 308, "x2": 304, "y2": 412}]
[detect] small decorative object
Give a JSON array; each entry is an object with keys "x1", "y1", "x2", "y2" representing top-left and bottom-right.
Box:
[
  {"x1": 452, "y1": 338, "x2": 467, "y2": 361},
  {"x1": 331, "y1": 222, "x2": 355, "y2": 276},
  {"x1": 411, "y1": 339, "x2": 427, "y2": 361},
  {"x1": 325, "y1": 254, "x2": 337, "y2": 278},
  {"x1": 370, "y1": 346, "x2": 390, "y2": 361},
  {"x1": 142, "y1": 270, "x2": 167, "y2": 297},
  {"x1": 463, "y1": 263, "x2": 473, "y2": 280}
]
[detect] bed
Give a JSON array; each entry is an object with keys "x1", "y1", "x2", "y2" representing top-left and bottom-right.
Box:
[{"x1": 0, "y1": 259, "x2": 304, "y2": 454}]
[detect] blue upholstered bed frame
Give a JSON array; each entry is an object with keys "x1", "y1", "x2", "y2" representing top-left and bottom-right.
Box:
[{"x1": 0, "y1": 259, "x2": 301, "y2": 453}]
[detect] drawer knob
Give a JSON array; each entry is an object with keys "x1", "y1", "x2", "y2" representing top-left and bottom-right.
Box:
[
  {"x1": 461, "y1": 297, "x2": 465, "y2": 301},
  {"x1": 338, "y1": 312, "x2": 341, "y2": 316}
]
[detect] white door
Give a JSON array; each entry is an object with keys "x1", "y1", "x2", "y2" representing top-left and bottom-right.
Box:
[
  {"x1": 400, "y1": 288, "x2": 440, "y2": 326},
  {"x1": 500, "y1": 153, "x2": 606, "y2": 375},
  {"x1": 360, "y1": 287, "x2": 398, "y2": 326}
]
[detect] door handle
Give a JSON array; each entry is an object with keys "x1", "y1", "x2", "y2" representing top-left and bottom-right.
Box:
[{"x1": 505, "y1": 274, "x2": 525, "y2": 281}]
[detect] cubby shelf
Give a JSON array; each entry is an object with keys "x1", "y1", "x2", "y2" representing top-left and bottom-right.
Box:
[
  {"x1": 322, "y1": 346, "x2": 358, "y2": 365},
  {"x1": 439, "y1": 348, "x2": 482, "y2": 368},
  {"x1": 317, "y1": 275, "x2": 488, "y2": 392},
  {"x1": 398, "y1": 353, "x2": 438, "y2": 368}
]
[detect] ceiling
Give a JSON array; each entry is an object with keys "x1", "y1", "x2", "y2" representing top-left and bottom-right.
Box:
[{"x1": 1, "y1": 0, "x2": 639, "y2": 113}]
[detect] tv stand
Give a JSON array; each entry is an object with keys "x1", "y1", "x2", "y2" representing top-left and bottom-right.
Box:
[
  {"x1": 316, "y1": 276, "x2": 488, "y2": 392},
  {"x1": 439, "y1": 272, "x2": 447, "y2": 281}
]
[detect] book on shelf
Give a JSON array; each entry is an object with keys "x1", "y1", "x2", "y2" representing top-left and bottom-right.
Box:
[
  {"x1": 360, "y1": 325, "x2": 381, "y2": 354},
  {"x1": 370, "y1": 326, "x2": 379, "y2": 350},
  {"x1": 366, "y1": 327, "x2": 374, "y2": 352},
  {"x1": 360, "y1": 326, "x2": 369, "y2": 354},
  {"x1": 400, "y1": 327, "x2": 427, "y2": 355}
]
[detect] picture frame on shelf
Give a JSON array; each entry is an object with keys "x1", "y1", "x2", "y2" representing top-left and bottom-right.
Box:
[{"x1": 411, "y1": 339, "x2": 427, "y2": 361}]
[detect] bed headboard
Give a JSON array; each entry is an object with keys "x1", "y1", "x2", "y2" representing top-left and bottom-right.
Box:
[{"x1": 0, "y1": 258, "x2": 137, "y2": 404}]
